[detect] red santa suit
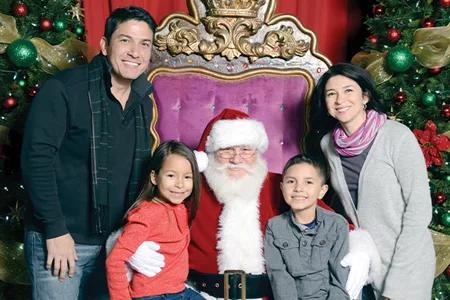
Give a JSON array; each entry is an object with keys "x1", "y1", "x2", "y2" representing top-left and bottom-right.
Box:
[{"x1": 189, "y1": 172, "x2": 286, "y2": 274}]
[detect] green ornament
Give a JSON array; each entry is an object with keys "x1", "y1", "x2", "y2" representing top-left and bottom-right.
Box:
[
  {"x1": 6, "y1": 39, "x2": 38, "y2": 68},
  {"x1": 74, "y1": 25, "x2": 85, "y2": 36},
  {"x1": 53, "y1": 19, "x2": 67, "y2": 32},
  {"x1": 18, "y1": 79, "x2": 26, "y2": 87},
  {"x1": 422, "y1": 92, "x2": 436, "y2": 107},
  {"x1": 441, "y1": 212, "x2": 450, "y2": 227},
  {"x1": 386, "y1": 46, "x2": 414, "y2": 72}
]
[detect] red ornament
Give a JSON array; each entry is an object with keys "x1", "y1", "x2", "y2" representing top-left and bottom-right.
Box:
[
  {"x1": 387, "y1": 28, "x2": 401, "y2": 42},
  {"x1": 442, "y1": 104, "x2": 450, "y2": 118},
  {"x1": 440, "y1": 0, "x2": 450, "y2": 8},
  {"x1": 3, "y1": 96, "x2": 17, "y2": 109},
  {"x1": 394, "y1": 91, "x2": 407, "y2": 105},
  {"x1": 422, "y1": 17, "x2": 435, "y2": 28},
  {"x1": 28, "y1": 86, "x2": 38, "y2": 97},
  {"x1": 435, "y1": 192, "x2": 447, "y2": 205},
  {"x1": 429, "y1": 67, "x2": 441, "y2": 75},
  {"x1": 446, "y1": 265, "x2": 450, "y2": 278},
  {"x1": 12, "y1": 2, "x2": 28, "y2": 17},
  {"x1": 368, "y1": 34, "x2": 379, "y2": 45},
  {"x1": 39, "y1": 18, "x2": 53, "y2": 31},
  {"x1": 372, "y1": 4, "x2": 385, "y2": 15}
]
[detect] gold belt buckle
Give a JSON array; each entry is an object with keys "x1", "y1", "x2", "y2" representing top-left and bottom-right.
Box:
[{"x1": 223, "y1": 270, "x2": 246, "y2": 300}]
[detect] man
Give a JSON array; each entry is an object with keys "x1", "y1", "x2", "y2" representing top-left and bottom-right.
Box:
[{"x1": 21, "y1": 6, "x2": 156, "y2": 299}]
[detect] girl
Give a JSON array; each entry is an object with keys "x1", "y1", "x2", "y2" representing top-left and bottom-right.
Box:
[
  {"x1": 106, "y1": 140, "x2": 204, "y2": 300},
  {"x1": 305, "y1": 63, "x2": 435, "y2": 300}
]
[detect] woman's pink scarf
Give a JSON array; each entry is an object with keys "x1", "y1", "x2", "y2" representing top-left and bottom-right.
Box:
[{"x1": 332, "y1": 110, "x2": 387, "y2": 157}]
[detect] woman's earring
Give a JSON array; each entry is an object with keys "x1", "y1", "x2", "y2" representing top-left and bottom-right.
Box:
[{"x1": 363, "y1": 103, "x2": 367, "y2": 110}]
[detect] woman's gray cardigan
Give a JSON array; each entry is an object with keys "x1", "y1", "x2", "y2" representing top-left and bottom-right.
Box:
[{"x1": 321, "y1": 120, "x2": 435, "y2": 300}]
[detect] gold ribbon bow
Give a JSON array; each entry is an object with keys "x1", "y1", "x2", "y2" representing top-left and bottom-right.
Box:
[
  {"x1": 351, "y1": 50, "x2": 392, "y2": 85},
  {"x1": 0, "y1": 12, "x2": 94, "y2": 74},
  {"x1": 431, "y1": 229, "x2": 450, "y2": 277},
  {"x1": 411, "y1": 24, "x2": 450, "y2": 69}
]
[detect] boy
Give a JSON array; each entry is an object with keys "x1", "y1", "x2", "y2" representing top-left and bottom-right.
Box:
[{"x1": 264, "y1": 154, "x2": 350, "y2": 300}]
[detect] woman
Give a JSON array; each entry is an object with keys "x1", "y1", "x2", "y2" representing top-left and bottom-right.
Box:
[{"x1": 305, "y1": 63, "x2": 435, "y2": 300}]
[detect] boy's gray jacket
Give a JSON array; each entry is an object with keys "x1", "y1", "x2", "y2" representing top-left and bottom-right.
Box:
[{"x1": 264, "y1": 207, "x2": 350, "y2": 300}]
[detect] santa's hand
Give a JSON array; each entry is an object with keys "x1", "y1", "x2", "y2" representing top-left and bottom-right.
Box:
[
  {"x1": 128, "y1": 241, "x2": 165, "y2": 277},
  {"x1": 341, "y1": 250, "x2": 370, "y2": 299},
  {"x1": 341, "y1": 229, "x2": 382, "y2": 300}
]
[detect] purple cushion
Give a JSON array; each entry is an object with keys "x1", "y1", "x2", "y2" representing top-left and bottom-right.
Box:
[{"x1": 152, "y1": 73, "x2": 309, "y2": 173}]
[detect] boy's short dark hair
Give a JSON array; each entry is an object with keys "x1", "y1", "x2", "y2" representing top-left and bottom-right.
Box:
[
  {"x1": 282, "y1": 154, "x2": 329, "y2": 183},
  {"x1": 104, "y1": 6, "x2": 157, "y2": 41}
]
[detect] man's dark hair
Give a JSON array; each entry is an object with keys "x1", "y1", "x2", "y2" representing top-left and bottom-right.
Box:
[
  {"x1": 282, "y1": 154, "x2": 329, "y2": 183},
  {"x1": 104, "y1": 6, "x2": 157, "y2": 41}
]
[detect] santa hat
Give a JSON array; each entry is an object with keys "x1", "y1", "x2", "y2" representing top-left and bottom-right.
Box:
[{"x1": 194, "y1": 108, "x2": 269, "y2": 172}]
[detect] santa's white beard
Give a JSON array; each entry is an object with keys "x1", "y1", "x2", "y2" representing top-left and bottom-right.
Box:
[{"x1": 204, "y1": 154, "x2": 268, "y2": 274}]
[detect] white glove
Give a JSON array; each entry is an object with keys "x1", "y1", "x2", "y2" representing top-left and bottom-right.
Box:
[
  {"x1": 341, "y1": 229, "x2": 382, "y2": 300},
  {"x1": 341, "y1": 250, "x2": 370, "y2": 299},
  {"x1": 128, "y1": 241, "x2": 165, "y2": 277}
]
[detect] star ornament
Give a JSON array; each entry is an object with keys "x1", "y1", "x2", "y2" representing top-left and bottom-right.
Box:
[
  {"x1": 413, "y1": 120, "x2": 450, "y2": 167},
  {"x1": 70, "y1": 2, "x2": 84, "y2": 21}
]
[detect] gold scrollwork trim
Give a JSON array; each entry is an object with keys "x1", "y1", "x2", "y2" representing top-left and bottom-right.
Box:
[
  {"x1": 149, "y1": 94, "x2": 160, "y2": 153},
  {"x1": 156, "y1": 17, "x2": 311, "y2": 62}
]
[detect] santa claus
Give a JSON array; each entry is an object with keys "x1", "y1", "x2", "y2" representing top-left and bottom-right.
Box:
[{"x1": 187, "y1": 108, "x2": 287, "y2": 299}]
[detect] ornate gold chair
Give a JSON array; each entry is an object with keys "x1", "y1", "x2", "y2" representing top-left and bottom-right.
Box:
[{"x1": 148, "y1": 0, "x2": 331, "y2": 173}]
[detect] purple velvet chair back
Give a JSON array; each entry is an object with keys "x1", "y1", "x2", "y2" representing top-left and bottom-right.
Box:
[{"x1": 148, "y1": 0, "x2": 331, "y2": 173}]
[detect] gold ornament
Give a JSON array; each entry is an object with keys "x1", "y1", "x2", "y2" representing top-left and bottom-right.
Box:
[
  {"x1": 70, "y1": 2, "x2": 85, "y2": 22},
  {"x1": 351, "y1": 50, "x2": 392, "y2": 85},
  {"x1": 0, "y1": 12, "x2": 93, "y2": 74},
  {"x1": 431, "y1": 229, "x2": 450, "y2": 277},
  {"x1": 411, "y1": 24, "x2": 450, "y2": 68}
]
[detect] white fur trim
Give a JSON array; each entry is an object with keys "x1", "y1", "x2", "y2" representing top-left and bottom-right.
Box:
[
  {"x1": 194, "y1": 150, "x2": 208, "y2": 172},
  {"x1": 349, "y1": 229, "x2": 382, "y2": 285},
  {"x1": 205, "y1": 119, "x2": 268, "y2": 153},
  {"x1": 216, "y1": 193, "x2": 265, "y2": 274}
]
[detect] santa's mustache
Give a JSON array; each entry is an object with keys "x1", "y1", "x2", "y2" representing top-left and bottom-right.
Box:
[{"x1": 213, "y1": 163, "x2": 255, "y2": 174}]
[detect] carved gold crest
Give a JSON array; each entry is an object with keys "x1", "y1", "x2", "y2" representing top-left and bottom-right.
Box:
[{"x1": 155, "y1": 0, "x2": 311, "y2": 62}]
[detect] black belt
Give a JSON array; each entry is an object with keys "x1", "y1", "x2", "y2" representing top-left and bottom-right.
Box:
[{"x1": 188, "y1": 269, "x2": 272, "y2": 299}]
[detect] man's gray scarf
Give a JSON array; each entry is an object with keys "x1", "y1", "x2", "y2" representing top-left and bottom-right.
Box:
[{"x1": 88, "y1": 55, "x2": 151, "y2": 235}]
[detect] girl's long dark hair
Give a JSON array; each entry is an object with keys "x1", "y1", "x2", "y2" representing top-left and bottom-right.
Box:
[
  {"x1": 304, "y1": 63, "x2": 386, "y2": 155},
  {"x1": 127, "y1": 140, "x2": 201, "y2": 225}
]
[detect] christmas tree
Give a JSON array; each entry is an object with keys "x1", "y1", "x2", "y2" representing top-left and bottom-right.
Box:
[
  {"x1": 352, "y1": 0, "x2": 450, "y2": 299},
  {"x1": 0, "y1": 0, "x2": 88, "y2": 298}
]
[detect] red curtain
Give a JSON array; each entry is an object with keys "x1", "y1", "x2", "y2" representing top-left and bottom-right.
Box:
[{"x1": 83, "y1": 0, "x2": 366, "y2": 63}]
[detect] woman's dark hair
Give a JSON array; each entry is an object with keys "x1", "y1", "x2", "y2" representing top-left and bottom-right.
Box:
[
  {"x1": 304, "y1": 63, "x2": 386, "y2": 155},
  {"x1": 282, "y1": 153, "x2": 329, "y2": 183},
  {"x1": 128, "y1": 140, "x2": 201, "y2": 225},
  {"x1": 104, "y1": 6, "x2": 157, "y2": 41}
]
